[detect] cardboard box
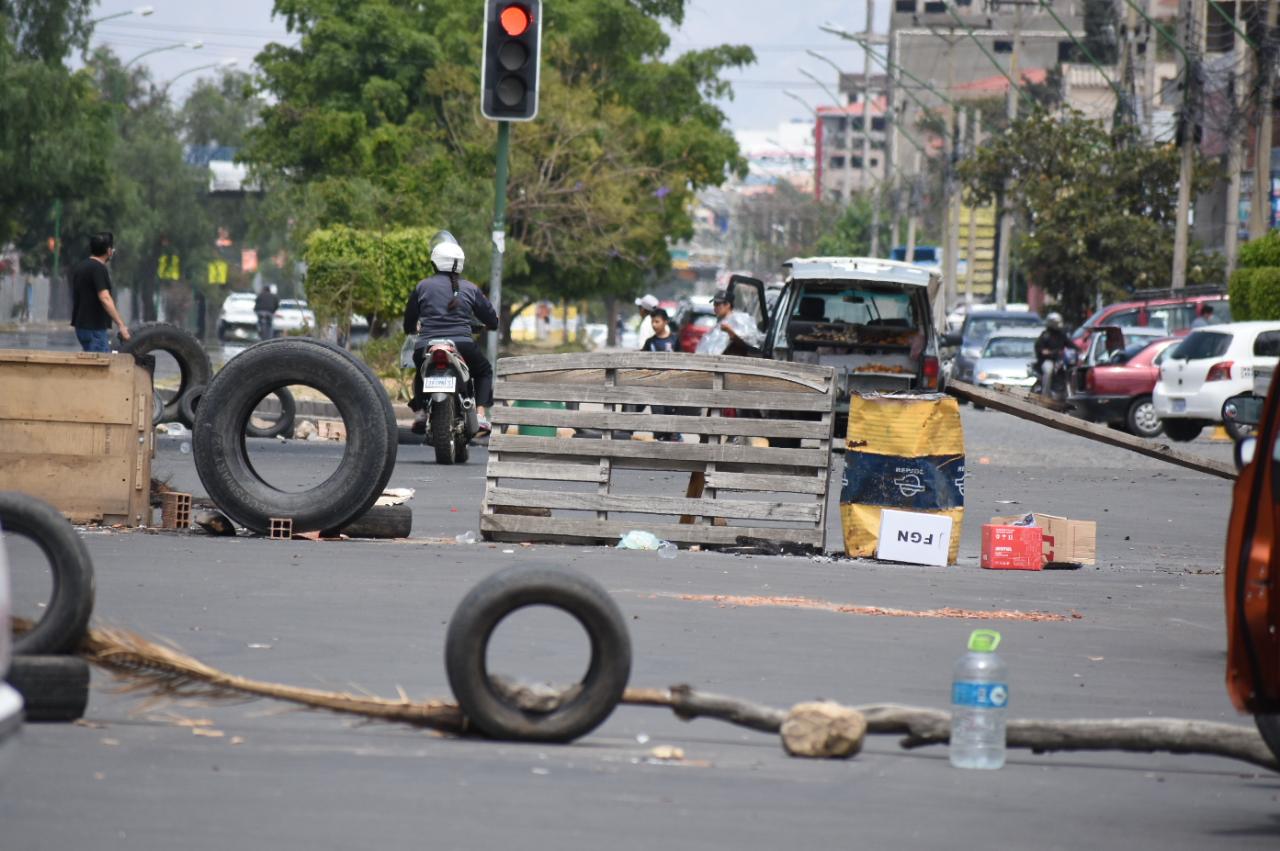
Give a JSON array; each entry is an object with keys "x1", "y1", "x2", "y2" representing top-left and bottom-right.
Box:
[
  {"x1": 989, "y1": 514, "x2": 1097, "y2": 566},
  {"x1": 981, "y1": 523, "x2": 1043, "y2": 570}
]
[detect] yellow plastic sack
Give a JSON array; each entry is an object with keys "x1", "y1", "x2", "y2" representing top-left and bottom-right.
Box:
[{"x1": 840, "y1": 393, "x2": 965, "y2": 564}]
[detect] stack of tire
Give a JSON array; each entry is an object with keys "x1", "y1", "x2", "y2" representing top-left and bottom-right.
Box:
[{"x1": 1, "y1": 493, "x2": 95, "y2": 722}]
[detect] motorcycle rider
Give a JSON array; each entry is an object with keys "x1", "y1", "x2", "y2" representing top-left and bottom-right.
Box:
[
  {"x1": 402, "y1": 231, "x2": 499, "y2": 436},
  {"x1": 1034, "y1": 312, "x2": 1071, "y2": 398}
]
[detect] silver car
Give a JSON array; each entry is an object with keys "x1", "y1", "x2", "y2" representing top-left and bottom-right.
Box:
[{"x1": 972, "y1": 328, "x2": 1042, "y2": 389}]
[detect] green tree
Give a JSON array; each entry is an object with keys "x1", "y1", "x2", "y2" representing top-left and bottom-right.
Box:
[
  {"x1": 181, "y1": 70, "x2": 261, "y2": 148},
  {"x1": 960, "y1": 111, "x2": 1222, "y2": 324},
  {"x1": 813, "y1": 194, "x2": 895, "y2": 258}
]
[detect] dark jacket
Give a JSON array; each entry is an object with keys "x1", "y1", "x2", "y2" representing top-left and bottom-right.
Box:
[
  {"x1": 403, "y1": 272, "x2": 499, "y2": 348},
  {"x1": 254, "y1": 290, "x2": 279, "y2": 313},
  {"x1": 1035, "y1": 327, "x2": 1070, "y2": 364}
]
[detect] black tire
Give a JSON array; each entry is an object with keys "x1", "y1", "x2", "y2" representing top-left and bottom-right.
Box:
[
  {"x1": 432, "y1": 395, "x2": 457, "y2": 465},
  {"x1": 120, "y1": 323, "x2": 212, "y2": 426},
  {"x1": 398, "y1": 426, "x2": 426, "y2": 446},
  {"x1": 192, "y1": 338, "x2": 397, "y2": 535},
  {"x1": 1257, "y1": 715, "x2": 1280, "y2": 767},
  {"x1": 322, "y1": 503, "x2": 413, "y2": 539},
  {"x1": 1125, "y1": 395, "x2": 1163, "y2": 439},
  {"x1": 455, "y1": 437, "x2": 470, "y2": 464},
  {"x1": 179, "y1": 383, "x2": 206, "y2": 428},
  {"x1": 0, "y1": 492, "x2": 95, "y2": 656},
  {"x1": 445, "y1": 566, "x2": 632, "y2": 743},
  {"x1": 1162, "y1": 419, "x2": 1204, "y2": 442},
  {"x1": 6, "y1": 655, "x2": 90, "y2": 722},
  {"x1": 245, "y1": 387, "x2": 297, "y2": 439}
]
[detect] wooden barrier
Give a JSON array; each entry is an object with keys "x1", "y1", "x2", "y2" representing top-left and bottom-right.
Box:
[{"x1": 481, "y1": 353, "x2": 838, "y2": 549}]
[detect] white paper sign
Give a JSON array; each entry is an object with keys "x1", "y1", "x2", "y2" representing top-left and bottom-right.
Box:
[{"x1": 876, "y1": 509, "x2": 953, "y2": 567}]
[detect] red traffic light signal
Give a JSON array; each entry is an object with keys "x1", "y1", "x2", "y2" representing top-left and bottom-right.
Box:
[{"x1": 481, "y1": 0, "x2": 541, "y2": 121}]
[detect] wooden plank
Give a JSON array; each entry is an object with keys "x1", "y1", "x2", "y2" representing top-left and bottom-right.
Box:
[
  {"x1": 497, "y1": 352, "x2": 835, "y2": 389},
  {"x1": 502, "y1": 367, "x2": 833, "y2": 394},
  {"x1": 488, "y1": 433, "x2": 829, "y2": 468},
  {"x1": 487, "y1": 461, "x2": 609, "y2": 483},
  {"x1": 492, "y1": 382, "x2": 834, "y2": 413},
  {"x1": 0, "y1": 348, "x2": 112, "y2": 367},
  {"x1": 947, "y1": 380, "x2": 1236, "y2": 480},
  {"x1": 704, "y1": 471, "x2": 828, "y2": 495},
  {"x1": 0, "y1": 454, "x2": 135, "y2": 516},
  {"x1": 0, "y1": 358, "x2": 139, "y2": 425},
  {"x1": 496, "y1": 452, "x2": 823, "y2": 477},
  {"x1": 479, "y1": 514, "x2": 825, "y2": 548},
  {"x1": 488, "y1": 406, "x2": 831, "y2": 440},
  {"x1": 485, "y1": 486, "x2": 822, "y2": 523}
]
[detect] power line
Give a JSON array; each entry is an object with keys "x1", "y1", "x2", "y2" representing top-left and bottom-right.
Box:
[{"x1": 943, "y1": 5, "x2": 1039, "y2": 112}]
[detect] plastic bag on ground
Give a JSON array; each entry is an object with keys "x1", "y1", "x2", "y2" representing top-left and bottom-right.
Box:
[{"x1": 617, "y1": 530, "x2": 673, "y2": 551}]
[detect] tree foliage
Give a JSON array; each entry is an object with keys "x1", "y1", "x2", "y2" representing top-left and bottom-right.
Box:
[
  {"x1": 1230, "y1": 230, "x2": 1280, "y2": 320},
  {"x1": 303, "y1": 225, "x2": 439, "y2": 334},
  {"x1": 960, "y1": 111, "x2": 1222, "y2": 323}
]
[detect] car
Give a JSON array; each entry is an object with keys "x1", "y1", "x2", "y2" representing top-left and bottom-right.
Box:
[
  {"x1": 970, "y1": 328, "x2": 1040, "y2": 390},
  {"x1": 1072, "y1": 285, "x2": 1230, "y2": 350},
  {"x1": 675, "y1": 301, "x2": 717, "y2": 353},
  {"x1": 732, "y1": 257, "x2": 943, "y2": 430},
  {"x1": 1069, "y1": 335, "x2": 1179, "y2": 438},
  {"x1": 0, "y1": 520, "x2": 24, "y2": 774},
  {"x1": 1223, "y1": 362, "x2": 1280, "y2": 764},
  {"x1": 216, "y1": 292, "x2": 260, "y2": 341},
  {"x1": 945, "y1": 301, "x2": 1031, "y2": 334},
  {"x1": 1152, "y1": 321, "x2": 1280, "y2": 441},
  {"x1": 273, "y1": 299, "x2": 317, "y2": 335},
  {"x1": 945, "y1": 310, "x2": 1045, "y2": 386},
  {"x1": 1222, "y1": 358, "x2": 1277, "y2": 439}
]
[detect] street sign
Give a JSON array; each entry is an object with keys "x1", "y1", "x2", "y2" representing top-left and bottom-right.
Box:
[{"x1": 481, "y1": 0, "x2": 541, "y2": 121}]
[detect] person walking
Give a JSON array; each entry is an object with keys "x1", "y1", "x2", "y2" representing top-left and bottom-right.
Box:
[
  {"x1": 69, "y1": 231, "x2": 130, "y2": 352},
  {"x1": 254, "y1": 285, "x2": 280, "y2": 340}
]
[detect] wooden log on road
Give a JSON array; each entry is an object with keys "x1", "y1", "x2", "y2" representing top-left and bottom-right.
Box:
[{"x1": 946, "y1": 380, "x2": 1236, "y2": 480}]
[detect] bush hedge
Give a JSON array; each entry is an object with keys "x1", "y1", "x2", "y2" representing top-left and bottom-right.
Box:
[{"x1": 304, "y1": 225, "x2": 438, "y2": 335}]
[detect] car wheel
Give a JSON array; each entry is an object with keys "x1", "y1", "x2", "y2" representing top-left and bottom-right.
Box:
[
  {"x1": 1126, "y1": 395, "x2": 1163, "y2": 439},
  {"x1": 1162, "y1": 419, "x2": 1204, "y2": 442}
]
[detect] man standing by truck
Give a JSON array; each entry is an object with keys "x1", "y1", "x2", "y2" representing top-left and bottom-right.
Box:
[{"x1": 69, "y1": 232, "x2": 130, "y2": 352}]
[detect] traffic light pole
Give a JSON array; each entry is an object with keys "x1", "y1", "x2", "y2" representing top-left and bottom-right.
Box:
[{"x1": 487, "y1": 120, "x2": 510, "y2": 364}]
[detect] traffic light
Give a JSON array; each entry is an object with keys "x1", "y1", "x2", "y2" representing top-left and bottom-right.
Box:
[{"x1": 481, "y1": 0, "x2": 541, "y2": 121}]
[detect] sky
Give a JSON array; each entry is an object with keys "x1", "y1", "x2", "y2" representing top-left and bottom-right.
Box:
[{"x1": 85, "y1": 0, "x2": 887, "y2": 133}]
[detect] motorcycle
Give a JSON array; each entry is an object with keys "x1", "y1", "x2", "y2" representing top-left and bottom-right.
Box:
[
  {"x1": 1030, "y1": 346, "x2": 1078, "y2": 403},
  {"x1": 414, "y1": 338, "x2": 481, "y2": 464}
]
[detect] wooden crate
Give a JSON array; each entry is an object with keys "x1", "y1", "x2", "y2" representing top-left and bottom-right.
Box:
[
  {"x1": 0, "y1": 349, "x2": 153, "y2": 526},
  {"x1": 481, "y1": 353, "x2": 837, "y2": 550}
]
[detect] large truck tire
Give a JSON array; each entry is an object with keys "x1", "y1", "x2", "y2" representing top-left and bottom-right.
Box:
[
  {"x1": 192, "y1": 338, "x2": 397, "y2": 535},
  {"x1": 0, "y1": 493, "x2": 95, "y2": 656},
  {"x1": 322, "y1": 503, "x2": 413, "y2": 539},
  {"x1": 120, "y1": 323, "x2": 212, "y2": 426},
  {"x1": 445, "y1": 566, "x2": 631, "y2": 743},
  {"x1": 245, "y1": 387, "x2": 297, "y2": 439},
  {"x1": 6, "y1": 655, "x2": 90, "y2": 722}
]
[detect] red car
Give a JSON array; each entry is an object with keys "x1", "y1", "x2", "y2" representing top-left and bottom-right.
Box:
[
  {"x1": 1072, "y1": 286, "x2": 1230, "y2": 352},
  {"x1": 675, "y1": 302, "x2": 717, "y2": 353},
  {"x1": 1069, "y1": 333, "x2": 1179, "y2": 438}
]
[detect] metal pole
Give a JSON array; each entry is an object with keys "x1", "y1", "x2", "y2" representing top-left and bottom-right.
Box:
[
  {"x1": 1224, "y1": 0, "x2": 1245, "y2": 277},
  {"x1": 1251, "y1": 0, "x2": 1278, "y2": 240},
  {"x1": 964, "y1": 110, "x2": 980, "y2": 305},
  {"x1": 946, "y1": 108, "x2": 965, "y2": 316},
  {"x1": 995, "y1": 3, "x2": 1021, "y2": 310},
  {"x1": 864, "y1": 0, "x2": 881, "y2": 257},
  {"x1": 885, "y1": 11, "x2": 901, "y2": 251},
  {"x1": 1172, "y1": 0, "x2": 1202, "y2": 289},
  {"x1": 487, "y1": 120, "x2": 510, "y2": 364}
]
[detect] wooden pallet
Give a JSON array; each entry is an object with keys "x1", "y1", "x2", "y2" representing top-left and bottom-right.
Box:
[{"x1": 481, "y1": 353, "x2": 838, "y2": 549}]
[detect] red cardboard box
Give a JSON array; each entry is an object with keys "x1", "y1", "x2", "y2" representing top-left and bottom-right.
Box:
[{"x1": 981, "y1": 523, "x2": 1044, "y2": 570}]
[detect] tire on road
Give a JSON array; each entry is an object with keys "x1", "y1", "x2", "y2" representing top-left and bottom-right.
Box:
[
  {"x1": 120, "y1": 323, "x2": 212, "y2": 426},
  {"x1": 179, "y1": 383, "x2": 207, "y2": 428},
  {"x1": 1257, "y1": 715, "x2": 1280, "y2": 767},
  {"x1": 445, "y1": 566, "x2": 631, "y2": 743},
  {"x1": 1162, "y1": 419, "x2": 1205, "y2": 442},
  {"x1": 431, "y1": 395, "x2": 457, "y2": 465},
  {"x1": 322, "y1": 502, "x2": 412, "y2": 539},
  {"x1": 0, "y1": 492, "x2": 95, "y2": 656},
  {"x1": 1126, "y1": 395, "x2": 1163, "y2": 439},
  {"x1": 245, "y1": 386, "x2": 297, "y2": 439},
  {"x1": 192, "y1": 338, "x2": 397, "y2": 535},
  {"x1": 6, "y1": 655, "x2": 90, "y2": 722}
]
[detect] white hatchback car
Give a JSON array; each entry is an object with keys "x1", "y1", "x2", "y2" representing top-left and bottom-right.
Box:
[
  {"x1": 273, "y1": 299, "x2": 317, "y2": 335},
  {"x1": 1153, "y1": 321, "x2": 1280, "y2": 441}
]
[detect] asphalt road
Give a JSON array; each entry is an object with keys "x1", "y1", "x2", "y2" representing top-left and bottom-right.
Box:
[{"x1": 4, "y1": 405, "x2": 1278, "y2": 850}]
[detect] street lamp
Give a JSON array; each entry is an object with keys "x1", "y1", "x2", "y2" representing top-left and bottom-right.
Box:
[
  {"x1": 124, "y1": 40, "x2": 203, "y2": 69},
  {"x1": 89, "y1": 5, "x2": 154, "y2": 25},
  {"x1": 166, "y1": 57, "x2": 238, "y2": 86}
]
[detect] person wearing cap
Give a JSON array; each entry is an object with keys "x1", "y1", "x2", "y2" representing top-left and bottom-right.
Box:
[
  {"x1": 635, "y1": 294, "x2": 659, "y2": 317},
  {"x1": 707, "y1": 288, "x2": 760, "y2": 357}
]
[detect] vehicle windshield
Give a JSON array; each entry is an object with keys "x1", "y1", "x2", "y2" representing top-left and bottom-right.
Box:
[
  {"x1": 1170, "y1": 330, "x2": 1231, "y2": 360},
  {"x1": 1255, "y1": 330, "x2": 1280, "y2": 357},
  {"x1": 789, "y1": 284, "x2": 917, "y2": 328},
  {"x1": 964, "y1": 316, "x2": 1042, "y2": 343},
  {"x1": 982, "y1": 336, "x2": 1036, "y2": 359}
]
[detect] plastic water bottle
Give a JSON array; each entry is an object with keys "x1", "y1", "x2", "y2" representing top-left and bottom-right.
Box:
[{"x1": 950, "y1": 628, "x2": 1008, "y2": 769}]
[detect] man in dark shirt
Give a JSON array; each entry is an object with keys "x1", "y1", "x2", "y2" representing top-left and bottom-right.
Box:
[
  {"x1": 254, "y1": 286, "x2": 280, "y2": 340},
  {"x1": 69, "y1": 232, "x2": 130, "y2": 352},
  {"x1": 641, "y1": 309, "x2": 680, "y2": 439}
]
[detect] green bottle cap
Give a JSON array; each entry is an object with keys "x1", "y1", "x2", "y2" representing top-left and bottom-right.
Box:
[{"x1": 967, "y1": 629, "x2": 1001, "y2": 653}]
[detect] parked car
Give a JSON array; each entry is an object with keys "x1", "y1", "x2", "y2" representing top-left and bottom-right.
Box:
[
  {"x1": 1152, "y1": 322, "x2": 1280, "y2": 442},
  {"x1": 675, "y1": 301, "x2": 717, "y2": 353},
  {"x1": 273, "y1": 299, "x2": 317, "y2": 335},
  {"x1": 1223, "y1": 363, "x2": 1280, "y2": 764},
  {"x1": 1070, "y1": 335, "x2": 1179, "y2": 438},
  {"x1": 1222, "y1": 357, "x2": 1278, "y2": 440},
  {"x1": 945, "y1": 310, "x2": 1045, "y2": 385},
  {"x1": 0, "y1": 522, "x2": 24, "y2": 774},
  {"x1": 732, "y1": 258, "x2": 943, "y2": 431},
  {"x1": 945, "y1": 301, "x2": 1031, "y2": 334},
  {"x1": 217, "y1": 292, "x2": 259, "y2": 341},
  {"x1": 970, "y1": 328, "x2": 1040, "y2": 390},
  {"x1": 1072, "y1": 285, "x2": 1229, "y2": 350}
]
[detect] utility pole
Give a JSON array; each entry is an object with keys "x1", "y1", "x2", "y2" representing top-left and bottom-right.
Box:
[
  {"x1": 488, "y1": 121, "x2": 510, "y2": 361},
  {"x1": 906, "y1": 151, "x2": 921, "y2": 261},
  {"x1": 946, "y1": 108, "x2": 965, "y2": 313},
  {"x1": 1251, "y1": 0, "x2": 1278, "y2": 240},
  {"x1": 994, "y1": 2, "x2": 1022, "y2": 309},
  {"x1": 1171, "y1": 0, "x2": 1203, "y2": 289},
  {"x1": 1117, "y1": 0, "x2": 1140, "y2": 132},
  {"x1": 1142, "y1": 0, "x2": 1157, "y2": 141},
  {"x1": 885, "y1": 6, "x2": 901, "y2": 251},
  {"x1": 965, "y1": 109, "x2": 981, "y2": 305},
  {"x1": 1224, "y1": 0, "x2": 1246, "y2": 277},
  {"x1": 865, "y1": 0, "x2": 881, "y2": 256}
]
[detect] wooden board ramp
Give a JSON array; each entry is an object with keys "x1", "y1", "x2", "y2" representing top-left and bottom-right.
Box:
[
  {"x1": 481, "y1": 353, "x2": 838, "y2": 549},
  {"x1": 946, "y1": 380, "x2": 1236, "y2": 480}
]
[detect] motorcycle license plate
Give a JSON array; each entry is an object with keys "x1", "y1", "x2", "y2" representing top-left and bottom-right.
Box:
[
  {"x1": 424, "y1": 375, "x2": 456, "y2": 393},
  {"x1": 1172, "y1": 398, "x2": 1186, "y2": 413}
]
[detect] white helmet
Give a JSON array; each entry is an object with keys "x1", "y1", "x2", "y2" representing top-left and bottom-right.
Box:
[{"x1": 430, "y1": 230, "x2": 465, "y2": 275}]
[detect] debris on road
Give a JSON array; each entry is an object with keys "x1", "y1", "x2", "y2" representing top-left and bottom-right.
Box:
[
  {"x1": 982, "y1": 513, "x2": 1097, "y2": 571},
  {"x1": 781, "y1": 701, "x2": 867, "y2": 758},
  {"x1": 673, "y1": 593, "x2": 1074, "y2": 622},
  {"x1": 193, "y1": 510, "x2": 236, "y2": 537}
]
